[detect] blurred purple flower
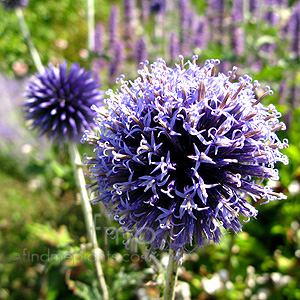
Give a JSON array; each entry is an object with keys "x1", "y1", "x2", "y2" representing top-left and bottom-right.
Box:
[
  {"x1": 260, "y1": 42, "x2": 277, "y2": 58},
  {"x1": 84, "y1": 56, "x2": 288, "y2": 260},
  {"x1": 231, "y1": 0, "x2": 243, "y2": 23},
  {"x1": 278, "y1": 0, "x2": 288, "y2": 7},
  {"x1": 178, "y1": 0, "x2": 191, "y2": 56},
  {"x1": 123, "y1": 0, "x2": 136, "y2": 54},
  {"x1": 93, "y1": 23, "x2": 106, "y2": 85},
  {"x1": 264, "y1": 0, "x2": 285, "y2": 5},
  {"x1": 207, "y1": 0, "x2": 225, "y2": 43},
  {"x1": 291, "y1": 84, "x2": 299, "y2": 109},
  {"x1": 218, "y1": 60, "x2": 231, "y2": 74},
  {"x1": 169, "y1": 31, "x2": 180, "y2": 61},
  {"x1": 264, "y1": 10, "x2": 280, "y2": 26},
  {"x1": 250, "y1": 59, "x2": 264, "y2": 73},
  {"x1": 278, "y1": 80, "x2": 288, "y2": 105},
  {"x1": 109, "y1": 5, "x2": 120, "y2": 48},
  {"x1": 249, "y1": 0, "x2": 259, "y2": 18},
  {"x1": 92, "y1": 59, "x2": 103, "y2": 85},
  {"x1": 194, "y1": 17, "x2": 208, "y2": 50},
  {"x1": 94, "y1": 22, "x2": 104, "y2": 54},
  {"x1": 141, "y1": 0, "x2": 150, "y2": 22},
  {"x1": 1, "y1": 0, "x2": 28, "y2": 10},
  {"x1": 284, "y1": 109, "x2": 291, "y2": 131},
  {"x1": 258, "y1": 1, "x2": 282, "y2": 58},
  {"x1": 231, "y1": 27, "x2": 245, "y2": 57},
  {"x1": 187, "y1": 10, "x2": 196, "y2": 41},
  {"x1": 291, "y1": 7, "x2": 300, "y2": 58},
  {"x1": 135, "y1": 37, "x2": 148, "y2": 65},
  {"x1": 24, "y1": 62, "x2": 102, "y2": 143},
  {"x1": 109, "y1": 41, "x2": 125, "y2": 84},
  {"x1": 150, "y1": 0, "x2": 165, "y2": 14},
  {"x1": 94, "y1": 22, "x2": 105, "y2": 55},
  {"x1": 231, "y1": 0, "x2": 245, "y2": 57},
  {"x1": 282, "y1": 3, "x2": 299, "y2": 35},
  {"x1": 263, "y1": 0, "x2": 281, "y2": 26}
]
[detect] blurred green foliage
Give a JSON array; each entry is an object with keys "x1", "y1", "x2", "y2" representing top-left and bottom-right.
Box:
[
  {"x1": 0, "y1": 0, "x2": 112, "y2": 76},
  {"x1": 1, "y1": 0, "x2": 300, "y2": 299}
]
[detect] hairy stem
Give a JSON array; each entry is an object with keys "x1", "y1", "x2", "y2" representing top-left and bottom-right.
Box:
[
  {"x1": 69, "y1": 143, "x2": 109, "y2": 300},
  {"x1": 87, "y1": 0, "x2": 95, "y2": 52},
  {"x1": 164, "y1": 249, "x2": 179, "y2": 300},
  {"x1": 15, "y1": 8, "x2": 43, "y2": 73}
]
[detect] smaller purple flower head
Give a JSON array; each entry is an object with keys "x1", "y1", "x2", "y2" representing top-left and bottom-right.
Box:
[
  {"x1": 25, "y1": 62, "x2": 102, "y2": 144},
  {"x1": 1, "y1": 0, "x2": 28, "y2": 9},
  {"x1": 83, "y1": 56, "x2": 288, "y2": 262}
]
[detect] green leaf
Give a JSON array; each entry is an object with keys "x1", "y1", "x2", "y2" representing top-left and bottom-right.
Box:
[
  {"x1": 68, "y1": 280, "x2": 102, "y2": 300},
  {"x1": 270, "y1": 224, "x2": 285, "y2": 235},
  {"x1": 27, "y1": 223, "x2": 73, "y2": 247},
  {"x1": 49, "y1": 160, "x2": 68, "y2": 178},
  {"x1": 110, "y1": 269, "x2": 145, "y2": 298},
  {"x1": 276, "y1": 255, "x2": 296, "y2": 273}
]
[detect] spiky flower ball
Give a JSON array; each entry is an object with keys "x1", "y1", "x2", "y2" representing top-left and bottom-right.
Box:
[
  {"x1": 83, "y1": 56, "x2": 288, "y2": 260},
  {"x1": 25, "y1": 62, "x2": 102, "y2": 143},
  {"x1": 1, "y1": 0, "x2": 28, "y2": 10}
]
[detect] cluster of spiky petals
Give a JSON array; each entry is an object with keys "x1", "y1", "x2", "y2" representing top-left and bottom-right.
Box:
[
  {"x1": 1, "y1": 0, "x2": 28, "y2": 9},
  {"x1": 83, "y1": 56, "x2": 288, "y2": 261},
  {"x1": 25, "y1": 62, "x2": 103, "y2": 143}
]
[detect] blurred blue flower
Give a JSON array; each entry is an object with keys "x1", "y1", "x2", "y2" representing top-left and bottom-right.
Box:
[
  {"x1": 135, "y1": 37, "x2": 148, "y2": 65},
  {"x1": 150, "y1": 0, "x2": 165, "y2": 14},
  {"x1": 25, "y1": 62, "x2": 102, "y2": 143},
  {"x1": 1, "y1": 0, "x2": 28, "y2": 9},
  {"x1": 84, "y1": 56, "x2": 288, "y2": 260}
]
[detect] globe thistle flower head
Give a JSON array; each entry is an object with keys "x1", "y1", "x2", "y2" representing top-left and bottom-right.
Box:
[
  {"x1": 25, "y1": 62, "x2": 102, "y2": 144},
  {"x1": 83, "y1": 56, "x2": 288, "y2": 262},
  {"x1": 1, "y1": 0, "x2": 29, "y2": 10}
]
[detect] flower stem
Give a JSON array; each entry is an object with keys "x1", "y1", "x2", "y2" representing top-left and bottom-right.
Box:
[
  {"x1": 15, "y1": 8, "x2": 43, "y2": 74},
  {"x1": 163, "y1": 249, "x2": 179, "y2": 300},
  {"x1": 87, "y1": 0, "x2": 95, "y2": 52},
  {"x1": 69, "y1": 143, "x2": 109, "y2": 300}
]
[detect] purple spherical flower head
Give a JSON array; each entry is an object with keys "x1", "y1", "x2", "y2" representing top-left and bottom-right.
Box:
[
  {"x1": 1, "y1": 0, "x2": 28, "y2": 9},
  {"x1": 25, "y1": 62, "x2": 102, "y2": 144},
  {"x1": 83, "y1": 56, "x2": 288, "y2": 262}
]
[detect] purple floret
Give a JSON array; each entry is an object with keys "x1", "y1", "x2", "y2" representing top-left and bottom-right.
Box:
[
  {"x1": 25, "y1": 62, "x2": 103, "y2": 143},
  {"x1": 83, "y1": 56, "x2": 288, "y2": 262}
]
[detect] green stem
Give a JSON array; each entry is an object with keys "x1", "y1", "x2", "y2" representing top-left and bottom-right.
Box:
[
  {"x1": 15, "y1": 8, "x2": 43, "y2": 74},
  {"x1": 87, "y1": 0, "x2": 95, "y2": 52},
  {"x1": 163, "y1": 249, "x2": 179, "y2": 300},
  {"x1": 227, "y1": 234, "x2": 235, "y2": 282},
  {"x1": 69, "y1": 143, "x2": 109, "y2": 300}
]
